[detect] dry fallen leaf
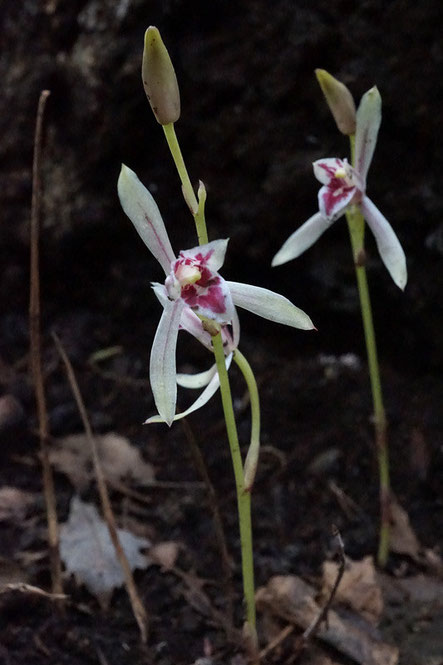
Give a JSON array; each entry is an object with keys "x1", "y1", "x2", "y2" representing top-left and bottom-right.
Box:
[
  {"x1": 323, "y1": 556, "x2": 383, "y2": 625},
  {"x1": 149, "y1": 541, "x2": 180, "y2": 570},
  {"x1": 50, "y1": 432, "x2": 155, "y2": 490},
  {"x1": 60, "y1": 495, "x2": 151, "y2": 607},
  {"x1": 256, "y1": 575, "x2": 398, "y2": 665},
  {"x1": 389, "y1": 498, "x2": 421, "y2": 559},
  {"x1": 0, "y1": 486, "x2": 34, "y2": 522}
]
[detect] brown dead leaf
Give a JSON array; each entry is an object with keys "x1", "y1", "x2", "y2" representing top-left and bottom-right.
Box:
[
  {"x1": 149, "y1": 541, "x2": 180, "y2": 570},
  {"x1": 323, "y1": 556, "x2": 383, "y2": 625},
  {"x1": 50, "y1": 432, "x2": 155, "y2": 490},
  {"x1": 389, "y1": 498, "x2": 421, "y2": 559},
  {"x1": 0, "y1": 486, "x2": 34, "y2": 522},
  {"x1": 60, "y1": 495, "x2": 151, "y2": 608},
  {"x1": 256, "y1": 575, "x2": 398, "y2": 665}
]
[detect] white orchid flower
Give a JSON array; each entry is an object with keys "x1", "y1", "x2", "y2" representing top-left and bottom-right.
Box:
[
  {"x1": 118, "y1": 165, "x2": 314, "y2": 426},
  {"x1": 272, "y1": 87, "x2": 407, "y2": 290}
]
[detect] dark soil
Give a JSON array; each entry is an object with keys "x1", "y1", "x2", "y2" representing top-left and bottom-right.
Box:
[{"x1": 1, "y1": 1, "x2": 442, "y2": 664}]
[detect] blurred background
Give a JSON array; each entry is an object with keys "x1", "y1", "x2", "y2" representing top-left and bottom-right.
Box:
[{"x1": 2, "y1": 0, "x2": 442, "y2": 370}]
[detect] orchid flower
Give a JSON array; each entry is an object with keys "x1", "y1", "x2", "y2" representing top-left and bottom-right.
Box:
[
  {"x1": 272, "y1": 87, "x2": 407, "y2": 290},
  {"x1": 118, "y1": 165, "x2": 314, "y2": 426}
]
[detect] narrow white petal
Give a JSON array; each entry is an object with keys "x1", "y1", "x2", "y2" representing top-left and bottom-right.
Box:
[
  {"x1": 360, "y1": 196, "x2": 407, "y2": 290},
  {"x1": 149, "y1": 299, "x2": 184, "y2": 426},
  {"x1": 355, "y1": 87, "x2": 382, "y2": 183},
  {"x1": 118, "y1": 165, "x2": 175, "y2": 275},
  {"x1": 272, "y1": 213, "x2": 331, "y2": 265},
  {"x1": 179, "y1": 239, "x2": 229, "y2": 272},
  {"x1": 227, "y1": 282, "x2": 315, "y2": 330},
  {"x1": 145, "y1": 355, "x2": 233, "y2": 424},
  {"x1": 176, "y1": 365, "x2": 217, "y2": 389}
]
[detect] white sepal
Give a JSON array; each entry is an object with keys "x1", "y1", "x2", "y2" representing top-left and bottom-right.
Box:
[
  {"x1": 360, "y1": 196, "x2": 407, "y2": 290},
  {"x1": 272, "y1": 213, "x2": 331, "y2": 265},
  {"x1": 227, "y1": 282, "x2": 314, "y2": 330},
  {"x1": 149, "y1": 298, "x2": 184, "y2": 426},
  {"x1": 118, "y1": 165, "x2": 175, "y2": 275},
  {"x1": 355, "y1": 87, "x2": 382, "y2": 184}
]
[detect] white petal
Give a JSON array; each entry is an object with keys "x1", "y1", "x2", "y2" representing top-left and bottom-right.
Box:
[
  {"x1": 145, "y1": 355, "x2": 233, "y2": 424},
  {"x1": 176, "y1": 365, "x2": 217, "y2": 389},
  {"x1": 272, "y1": 212, "x2": 331, "y2": 265},
  {"x1": 360, "y1": 196, "x2": 407, "y2": 290},
  {"x1": 178, "y1": 239, "x2": 229, "y2": 272},
  {"x1": 313, "y1": 158, "x2": 346, "y2": 186},
  {"x1": 118, "y1": 165, "x2": 175, "y2": 275},
  {"x1": 227, "y1": 282, "x2": 315, "y2": 330},
  {"x1": 355, "y1": 87, "x2": 382, "y2": 184},
  {"x1": 149, "y1": 298, "x2": 184, "y2": 426}
]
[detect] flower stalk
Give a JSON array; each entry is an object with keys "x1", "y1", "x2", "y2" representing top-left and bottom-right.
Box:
[
  {"x1": 212, "y1": 331, "x2": 257, "y2": 647},
  {"x1": 346, "y1": 137, "x2": 390, "y2": 567}
]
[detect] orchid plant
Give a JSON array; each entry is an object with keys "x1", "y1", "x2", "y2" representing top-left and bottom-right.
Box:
[
  {"x1": 118, "y1": 27, "x2": 314, "y2": 651},
  {"x1": 118, "y1": 164, "x2": 313, "y2": 428},
  {"x1": 273, "y1": 71, "x2": 407, "y2": 566}
]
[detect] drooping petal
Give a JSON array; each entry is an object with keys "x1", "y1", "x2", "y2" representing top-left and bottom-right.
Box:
[
  {"x1": 227, "y1": 282, "x2": 315, "y2": 330},
  {"x1": 145, "y1": 355, "x2": 233, "y2": 424},
  {"x1": 149, "y1": 298, "x2": 185, "y2": 426},
  {"x1": 176, "y1": 364, "x2": 217, "y2": 389},
  {"x1": 360, "y1": 196, "x2": 407, "y2": 290},
  {"x1": 272, "y1": 212, "x2": 331, "y2": 265},
  {"x1": 118, "y1": 165, "x2": 175, "y2": 275},
  {"x1": 179, "y1": 239, "x2": 229, "y2": 272},
  {"x1": 355, "y1": 87, "x2": 382, "y2": 184},
  {"x1": 317, "y1": 181, "x2": 356, "y2": 221}
]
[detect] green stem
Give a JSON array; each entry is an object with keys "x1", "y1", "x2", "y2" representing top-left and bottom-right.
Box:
[
  {"x1": 234, "y1": 349, "x2": 261, "y2": 491},
  {"x1": 162, "y1": 123, "x2": 208, "y2": 245},
  {"x1": 347, "y1": 135, "x2": 390, "y2": 567},
  {"x1": 212, "y1": 333, "x2": 257, "y2": 645}
]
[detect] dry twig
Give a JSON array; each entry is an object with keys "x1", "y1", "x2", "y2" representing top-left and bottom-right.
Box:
[
  {"x1": 296, "y1": 525, "x2": 346, "y2": 656},
  {"x1": 52, "y1": 333, "x2": 149, "y2": 643},
  {"x1": 29, "y1": 89, "x2": 64, "y2": 599}
]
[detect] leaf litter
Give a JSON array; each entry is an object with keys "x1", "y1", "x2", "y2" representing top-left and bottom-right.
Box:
[
  {"x1": 60, "y1": 495, "x2": 151, "y2": 608},
  {"x1": 50, "y1": 432, "x2": 155, "y2": 490}
]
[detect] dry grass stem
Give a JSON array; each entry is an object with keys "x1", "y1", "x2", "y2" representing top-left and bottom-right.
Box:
[
  {"x1": 52, "y1": 332, "x2": 149, "y2": 643},
  {"x1": 29, "y1": 89, "x2": 64, "y2": 599}
]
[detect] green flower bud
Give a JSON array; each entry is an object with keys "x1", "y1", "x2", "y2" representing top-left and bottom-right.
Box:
[
  {"x1": 315, "y1": 69, "x2": 356, "y2": 135},
  {"x1": 142, "y1": 26, "x2": 180, "y2": 125}
]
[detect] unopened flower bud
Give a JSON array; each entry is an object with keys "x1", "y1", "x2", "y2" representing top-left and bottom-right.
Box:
[
  {"x1": 315, "y1": 69, "x2": 356, "y2": 135},
  {"x1": 142, "y1": 26, "x2": 180, "y2": 125}
]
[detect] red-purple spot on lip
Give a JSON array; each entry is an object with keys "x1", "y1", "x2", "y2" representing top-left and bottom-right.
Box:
[
  {"x1": 181, "y1": 282, "x2": 226, "y2": 314},
  {"x1": 322, "y1": 183, "x2": 355, "y2": 217}
]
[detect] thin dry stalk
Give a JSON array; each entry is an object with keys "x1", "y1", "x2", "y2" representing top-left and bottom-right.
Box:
[
  {"x1": 29, "y1": 89, "x2": 64, "y2": 598},
  {"x1": 52, "y1": 333, "x2": 149, "y2": 643}
]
